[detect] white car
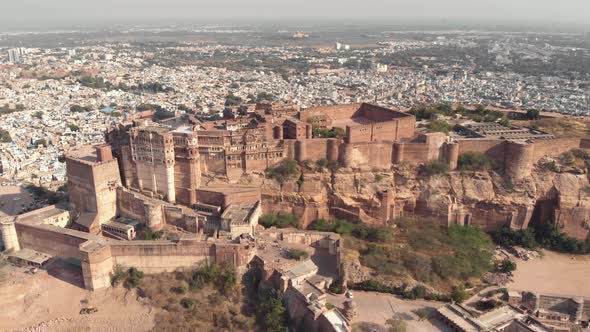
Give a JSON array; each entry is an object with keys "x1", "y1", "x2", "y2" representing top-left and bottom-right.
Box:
[{"x1": 345, "y1": 291, "x2": 354, "y2": 299}]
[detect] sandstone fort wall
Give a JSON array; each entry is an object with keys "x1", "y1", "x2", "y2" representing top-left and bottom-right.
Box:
[
  {"x1": 531, "y1": 138, "x2": 583, "y2": 163},
  {"x1": 109, "y1": 240, "x2": 211, "y2": 273},
  {"x1": 15, "y1": 223, "x2": 88, "y2": 260}
]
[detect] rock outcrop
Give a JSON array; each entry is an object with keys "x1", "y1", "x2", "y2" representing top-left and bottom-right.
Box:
[{"x1": 253, "y1": 162, "x2": 590, "y2": 240}]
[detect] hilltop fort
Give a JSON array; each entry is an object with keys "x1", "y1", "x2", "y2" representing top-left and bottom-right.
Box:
[{"x1": 2, "y1": 101, "x2": 590, "y2": 331}]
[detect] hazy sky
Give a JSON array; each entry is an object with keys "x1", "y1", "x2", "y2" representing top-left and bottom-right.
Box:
[{"x1": 2, "y1": 0, "x2": 589, "y2": 26}]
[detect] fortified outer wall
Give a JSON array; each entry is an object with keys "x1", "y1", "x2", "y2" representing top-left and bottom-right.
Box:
[
  {"x1": 195, "y1": 188, "x2": 261, "y2": 209},
  {"x1": 394, "y1": 143, "x2": 430, "y2": 164},
  {"x1": 340, "y1": 141, "x2": 393, "y2": 168},
  {"x1": 80, "y1": 241, "x2": 113, "y2": 290},
  {"x1": 109, "y1": 239, "x2": 211, "y2": 273},
  {"x1": 14, "y1": 222, "x2": 112, "y2": 289},
  {"x1": 11, "y1": 218, "x2": 255, "y2": 289},
  {"x1": 15, "y1": 222, "x2": 91, "y2": 260},
  {"x1": 531, "y1": 138, "x2": 583, "y2": 163},
  {"x1": 454, "y1": 138, "x2": 589, "y2": 180},
  {"x1": 505, "y1": 141, "x2": 535, "y2": 180},
  {"x1": 456, "y1": 139, "x2": 507, "y2": 161},
  {"x1": 297, "y1": 139, "x2": 329, "y2": 162}
]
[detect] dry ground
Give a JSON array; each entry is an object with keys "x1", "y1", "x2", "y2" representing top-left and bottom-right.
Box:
[
  {"x1": 0, "y1": 261, "x2": 154, "y2": 332},
  {"x1": 507, "y1": 250, "x2": 590, "y2": 297},
  {"x1": 513, "y1": 118, "x2": 590, "y2": 138},
  {"x1": 140, "y1": 271, "x2": 258, "y2": 331}
]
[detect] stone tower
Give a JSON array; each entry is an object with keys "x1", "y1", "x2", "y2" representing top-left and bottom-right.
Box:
[
  {"x1": 342, "y1": 299, "x2": 358, "y2": 322},
  {"x1": 0, "y1": 218, "x2": 20, "y2": 252}
]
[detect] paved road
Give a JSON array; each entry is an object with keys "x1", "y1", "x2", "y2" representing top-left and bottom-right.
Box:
[{"x1": 326, "y1": 291, "x2": 452, "y2": 332}]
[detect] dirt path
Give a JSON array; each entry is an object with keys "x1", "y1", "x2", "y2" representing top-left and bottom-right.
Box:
[
  {"x1": 0, "y1": 264, "x2": 154, "y2": 332},
  {"x1": 507, "y1": 250, "x2": 590, "y2": 297}
]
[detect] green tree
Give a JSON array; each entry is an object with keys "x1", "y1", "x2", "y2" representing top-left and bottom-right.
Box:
[
  {"x1": 427, "y1": 120, "x2": 451, "y2": 134},
  {"x1": 68, "y1": 124, "x2": 80, "y2": 132},
  {"x1": 259, "y1": 213, "x2": 299, "y2": 228},
  {"x1": 526, "y1": 109, "x2": 540, "y2": 120},
  {"x1": 33, "y1": 138, "x2": 47, "y2": 147},
  {"x1": 224, "y1": 93, "x2": 242, "y2": 106},
  {"x1": 0, "y1": 129, "x2": 12, "y2": 143},
  {"x1": 287, "y1": 248, "x2": 309, "y2": 260},
  {"x1": 497, "y1": 259, "x2": 517, "y2": 273},
  {"x1": 498, "y1": 117, "x2": 511, "y2": 126},
  {"x1": 258, "y1": 290, "x2": 289, "y2": 332},
  {"x1": 451, "y1": 286, "x2": 468, "y2": 303},
  {"x1": 267, "y1": 160, "x2": 299, "y2": 186},
  {"x1": 33, "y1": 111, "x2": 43, "y2": 119},
  {"x1": 126, "y1": 267, "x2": 144, "y2": 288},
  {"x1": 70, "y1": 104, "x2": 86, "y2": 113}
]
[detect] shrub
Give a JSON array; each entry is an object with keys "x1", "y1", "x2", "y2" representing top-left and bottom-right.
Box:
[
  {"x1": 67, "y1": 123, "x2": 80, "y2": 131},
  {"x1": 498, "y1": 117, "x2": 510, "y2": 127},
  {"x1": 560, "y1": 151, "x2": 575, "y2": 166},
  {"x1": 495, "y1": 259, "x2": 517, "y2": 273},
  {"x1": 309, "y1": 219, "x2": 393, "y2": 243},
  {"x1": 413, "y1": 308, "x2": 430, "y2": 320},
  {"x1": 475, "y1": 299, "x2": 501, "y2": 311},
  {"x1": 111, "y1": 265, "x2": 127, "y2": 286},
  {"x1": 328, "y1": 281, "x2": 345, "y2": 294},
  {"x1": 287, "y1": 249, "x2": 309, "y2": 260},
  {"x1": 526, "y1": 109, "x2": 540, "y2": 120},
  {"x1": 420, "y1": 160, "x2": 449, "y2": 176},
  {"x1": 267, "y1": 159, "x2": 299, "y2": 185},
  {"x1": 451, "y1": 286, "x2": 468, "y2": 303},
  {"x1": 571, "y1": 149, "x2": 590, "y2": 160},
  {"x1": 491, "y1": 225, "x2": 538, "y2": 248},
  {"x1": 427, "y1": 120, "x2": 451, "y2": 134},
  {"x1": 313, "y1": 127, "x2": 345, "y2": 139},
  {"x1": 402, "y1": 252, "x2": 432, "y2": 282},
  {"x1": 458, "y1": 152, "x2": 496, "y2": 171},
  {"x1": 316, "y1": 159, "x2": 328, "y2": 168},
  {"x1": 190, "y1": 263, "x2": 237, "y2": 294},
  {"x1": 540, "y1": 160, "x2": 559, "y2": 172},
  {"x1": 180, "y1": 297, "x2": 195, "y2": 309},
  {"x1": 143, "y1": 230, "x2": 164, "y2": 240},
  {"x1": 173, "y1": 283, "x2": 188, "y2": 294},
  {"x1": 350, "y1": 279, "x2": 397, "y2": 294},
  {"x1": 403, "y1": 285, "x2": 427, "y2": 299},
  {"x1": 126, "y1": 267, "x2": 145, "y2": 288},
  {"x1": 386, "y1": 315, "x2": 407, "y2": 332},
  {"x1": 533, "y1": 222, "x2": 590, "y2": 254},
  {"x1": 259, "y1": 213, "x2": 299, "y2": 229},
  {"x1": 33, "y1": 138, "x2": 47, "y2": 147}
]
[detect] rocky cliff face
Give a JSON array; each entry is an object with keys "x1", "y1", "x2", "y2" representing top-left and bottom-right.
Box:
[{"x1": 245, "y1": 161, "x2": 590, "y2": 240}]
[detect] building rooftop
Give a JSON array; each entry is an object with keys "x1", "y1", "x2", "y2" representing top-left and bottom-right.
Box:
[
  {"x1": 322, "y1": 309, "x2": 349, "y2": 332},
  {"x1": 66, "y1": 146, "x2": 99, "y2": 163},
  {"x1": 221, "y1": 203, "x2": 256, "y2": 225},
  {"x1": 8, "y1": 248, "x2": 52, "y2": 265},
  {"x1": 286, "y1": 259, "x2": 319, "y2": 280}
]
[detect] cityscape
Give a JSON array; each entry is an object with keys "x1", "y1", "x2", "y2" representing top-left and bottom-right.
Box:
[{"x1": 0, "y1": 2, "x2": 590, "y2": 332}]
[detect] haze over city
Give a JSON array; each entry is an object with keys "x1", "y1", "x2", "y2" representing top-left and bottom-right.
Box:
[{"x1": 1, "y1": 0, "x2": 590, "y2": 31}]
